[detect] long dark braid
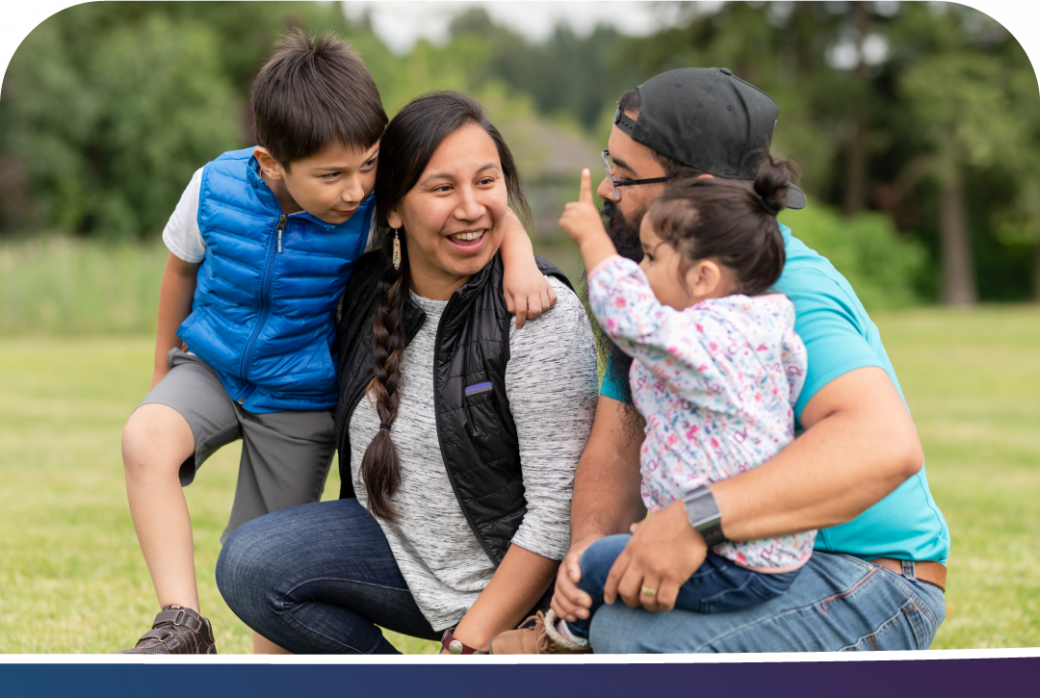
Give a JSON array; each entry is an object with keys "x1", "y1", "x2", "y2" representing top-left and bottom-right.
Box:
[{"x1": 359, "y1": 231, "x2": 409, "y2": 520}]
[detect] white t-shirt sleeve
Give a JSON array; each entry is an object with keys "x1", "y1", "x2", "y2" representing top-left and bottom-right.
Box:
[{"x1": 162, "y1": 168, "x2": 207, "y2": 263}]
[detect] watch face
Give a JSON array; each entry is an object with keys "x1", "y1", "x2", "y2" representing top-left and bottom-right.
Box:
[
  {"x1": 684, "y1": 488, "x2": 725, "y2": 545},
  {"x1": 684, "y1": 490, "x2": 719, "y2": 526}
]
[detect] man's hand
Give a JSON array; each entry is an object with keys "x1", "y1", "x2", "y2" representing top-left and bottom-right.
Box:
[
  {"x1": 550, "y1": 535, "x2": 598, "y2": 623},
  {"x1": 603, "y1": 500, "x2": 706, "y2": 612}
]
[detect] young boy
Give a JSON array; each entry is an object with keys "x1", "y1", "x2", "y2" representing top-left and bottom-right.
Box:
[{"x1": 119, "y1": 30, "x2": 554, "y2": 654}]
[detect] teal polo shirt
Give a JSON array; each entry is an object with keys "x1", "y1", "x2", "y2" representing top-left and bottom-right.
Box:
[{"x1": 600, "y1": 225, "x2": 950, "y2": 564}]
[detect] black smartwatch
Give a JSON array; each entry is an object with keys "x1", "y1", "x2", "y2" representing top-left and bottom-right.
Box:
[{"x1": 682, "y1": 486, "x2": 727, "y2": 547}]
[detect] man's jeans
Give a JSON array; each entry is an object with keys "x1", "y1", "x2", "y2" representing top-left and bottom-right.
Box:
[
  {"x1": 216, "y1": 499, "x2": 440, "y2": 654},
  {"x1": 588, "y1": 550, "x2": 946, "y2": 652}
]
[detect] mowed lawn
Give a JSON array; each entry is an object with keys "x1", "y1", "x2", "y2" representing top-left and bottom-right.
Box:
[{"x1": 1, "y1": 305, "x2": 1038, "y2": 653}]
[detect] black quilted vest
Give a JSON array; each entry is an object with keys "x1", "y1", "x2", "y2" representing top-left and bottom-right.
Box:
[{"x1": 335, "y1": 252, "x2": 573, "y2": 566}]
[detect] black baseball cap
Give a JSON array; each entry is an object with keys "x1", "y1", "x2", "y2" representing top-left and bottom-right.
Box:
[{"x1": 615, "y1": 67, "x2": 806, "y2": 209}]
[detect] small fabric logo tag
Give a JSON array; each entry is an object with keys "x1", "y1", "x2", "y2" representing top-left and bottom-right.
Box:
[{"x1": 465, "y1": 381, "x2": 493, "y2": 397}]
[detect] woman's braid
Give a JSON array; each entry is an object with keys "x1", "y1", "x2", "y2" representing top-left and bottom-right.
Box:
[{"x1": 359, "y1": 239, "x2": 409, "y2": 520}]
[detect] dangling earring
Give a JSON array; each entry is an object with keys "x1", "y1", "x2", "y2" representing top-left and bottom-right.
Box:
[{"x1": 392, "y1": 228, "x2": 401, "y2": 271}]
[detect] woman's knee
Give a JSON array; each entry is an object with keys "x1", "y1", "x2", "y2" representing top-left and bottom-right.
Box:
[{"x1": 216, "y1": 517, "x2": 286, "y2": 620}]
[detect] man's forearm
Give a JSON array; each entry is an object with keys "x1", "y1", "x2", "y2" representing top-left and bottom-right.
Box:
[
  {"x1": 570, "y1": 396, "x2": 647, "y2": 546},
  {"x1": 710, "y1": 366, "x2": 924, "y2": 542}
]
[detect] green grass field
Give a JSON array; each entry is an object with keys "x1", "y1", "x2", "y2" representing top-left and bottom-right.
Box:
[{"x1": 1, "y1": 305, "x2": 1039, "y2": 653}]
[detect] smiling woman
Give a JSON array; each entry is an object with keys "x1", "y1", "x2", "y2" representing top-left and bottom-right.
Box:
[
  {"x1": 215, "y1": 91, "x2": 600, "y2": 655},
  {"x1": 386, "y1": 123, "x2": 509, "y2": 299}
]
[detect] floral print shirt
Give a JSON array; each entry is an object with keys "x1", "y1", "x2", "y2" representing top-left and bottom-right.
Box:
[{"x1": 589, "y1": 255, "x2": 815, "y2": 570}]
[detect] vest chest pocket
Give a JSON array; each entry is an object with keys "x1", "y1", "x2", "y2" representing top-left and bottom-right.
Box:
[
  {"x1": 463, "y1": 382, "x2": 498, "y2": 435},
  {"x1": 461, "y1": 381, "x2": 514, "y2": 466}
]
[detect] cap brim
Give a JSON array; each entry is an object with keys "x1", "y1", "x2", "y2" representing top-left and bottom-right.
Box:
[{"x1": 785, "y1": 183, "x2": 807, "y2": 210}]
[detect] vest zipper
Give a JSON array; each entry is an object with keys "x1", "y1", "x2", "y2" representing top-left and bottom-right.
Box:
[{"x1": 238, "y1": 214, "x2": 285, "y2": 383}]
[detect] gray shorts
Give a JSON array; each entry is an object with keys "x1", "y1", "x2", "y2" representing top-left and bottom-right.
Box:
[{"x1": 138, "y1": 348, "x2": 336, "y2": 542}]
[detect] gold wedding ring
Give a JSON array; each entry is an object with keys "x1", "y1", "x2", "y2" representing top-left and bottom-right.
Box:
[{"x1": 641, "y1": 586, "x2": 657, "y2": 597}]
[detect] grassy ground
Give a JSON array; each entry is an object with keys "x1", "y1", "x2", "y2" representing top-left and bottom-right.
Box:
[{"x1": 1, "y1": 305, "x2": 1039, "y2": 653}]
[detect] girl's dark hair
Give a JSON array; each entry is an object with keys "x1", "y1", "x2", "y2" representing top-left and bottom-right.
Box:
[
  {"x1": 646, "y1": 154, "x2": 799, "y2": 297},
  {"x1": 361, "y1": 91, "x2": 529, "y2": 520}
]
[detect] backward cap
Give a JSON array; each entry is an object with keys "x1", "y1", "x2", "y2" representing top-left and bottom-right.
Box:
[{"x1": 618, "y1": 67, "x2": 806, "y2": 209}]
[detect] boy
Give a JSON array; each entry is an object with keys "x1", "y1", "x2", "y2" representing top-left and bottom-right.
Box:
[{"x1": 120, "y1": 30, "x2": 553, "y2": 654}]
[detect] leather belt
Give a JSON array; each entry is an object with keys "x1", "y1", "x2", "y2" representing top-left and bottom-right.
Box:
[{"x1": 869, "y1": 557, "x2": 946, "y2": 593}]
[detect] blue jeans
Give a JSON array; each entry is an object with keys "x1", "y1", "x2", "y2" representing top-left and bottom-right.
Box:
[
  {"x1": 216, "y1": 499, "x2": 440, "y2": 654},
  {"x1": 567, "y1": 534, "x2": 800, "y2": 639},
  {"x1": 587, "y1": 549, "x2": 946, "y2": 652}
]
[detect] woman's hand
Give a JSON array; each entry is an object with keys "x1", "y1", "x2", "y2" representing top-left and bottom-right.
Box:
[
  {"x1": 559, "y1": 170, "x2": 618, "y2": 275},
  {"x1": 500, "y1": 208, "x2": 558, "y2": 329},
  {"x1": 602, "y1": 500, "x2": 706, "y2": 612}
]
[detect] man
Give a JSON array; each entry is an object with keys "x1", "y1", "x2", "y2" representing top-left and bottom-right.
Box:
[{"x1": 551, "y1": 68, "x2": 949, "y2": 652}]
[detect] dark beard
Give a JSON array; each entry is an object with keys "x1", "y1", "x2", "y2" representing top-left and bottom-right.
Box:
[
  {"x1": 587, "y1": 200, "x2": 647, "y2": 418},
  {"x1": 601, "y1": 200, "x2": 645, "y2": 263}
]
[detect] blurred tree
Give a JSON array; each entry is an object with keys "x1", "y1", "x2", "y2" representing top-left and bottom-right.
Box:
[
  {"x1": 445, "y1": 7, "x2": 644, "y2": 131},
  {"x1": 893, "y1": 3, "x2": 1038, "y2": 304},
  {"x1": 2, "y1": 11, "x2": 243, "y2": 240},
  {"x1": 0, "y1": 2, "x2": 352, "y2": 239}
]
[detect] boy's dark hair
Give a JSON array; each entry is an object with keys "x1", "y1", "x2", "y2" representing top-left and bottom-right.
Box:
[
  {"x1": 362, "y1": 91, "x2": 529, "y2": 521},
  {"x1": 251, "y1": 29, "x2": 387, "y2": 167},
  {"x1": 646, "y1": 154, "x2": 799, "y2": 296}
]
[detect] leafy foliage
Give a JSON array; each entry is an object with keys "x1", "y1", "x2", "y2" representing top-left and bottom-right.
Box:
[
  {"x1": 1, "y1": 1, "x2": 1038, "y2": 303},
  {"x1": 0, "y1": 2, "x2": 350, "y2": 239},
  {"x1": 780, "y1": 206, "x2": 927, "y2": 310}
]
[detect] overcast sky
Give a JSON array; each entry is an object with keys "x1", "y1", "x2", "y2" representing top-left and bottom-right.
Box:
[{"x1": 340, "y1": 1, "x2": 704, "y2": 53}]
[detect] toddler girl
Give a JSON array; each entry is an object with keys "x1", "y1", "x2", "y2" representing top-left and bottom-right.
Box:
[{"x1": 551, "y1": 157, "x2": 811, "y2": 651}]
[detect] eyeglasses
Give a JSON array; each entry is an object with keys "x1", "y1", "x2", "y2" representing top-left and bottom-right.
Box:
[{"x1": 600, "y1": 150, "x2": 675, "y2": 201}]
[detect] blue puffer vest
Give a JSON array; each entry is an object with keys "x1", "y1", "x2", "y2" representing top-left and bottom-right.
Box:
[{"x1": 177, "y1": 147, "x2": 375, "y2": 413}]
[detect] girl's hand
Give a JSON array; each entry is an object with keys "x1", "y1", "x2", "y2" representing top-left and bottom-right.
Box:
[
  {"x1": 500, "y1": 209, "x2": 558, "y2": 329},
  {"x1": 559, "y1": 169, "x2": 619, "y2": 275},
  {"x1": 558, "y1": 169, "x2": 607, "y2": 246}
]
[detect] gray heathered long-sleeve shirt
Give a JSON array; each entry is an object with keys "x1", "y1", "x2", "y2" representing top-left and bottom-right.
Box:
[{"x1": 349, "y1": 276, "x2": 598, "y2": 630}]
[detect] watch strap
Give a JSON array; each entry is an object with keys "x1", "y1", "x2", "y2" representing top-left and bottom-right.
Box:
[{"x1": 683, "y1": 486, "x2": 727, "y2": 547}]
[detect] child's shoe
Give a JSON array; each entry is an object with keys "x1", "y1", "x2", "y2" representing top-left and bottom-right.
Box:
[
  {"x1": 119, "y1": 605, "x2": 218, "y2": 654},
  {"x1": 489, "y1": 609, "x2": 592, "y2": 654}
]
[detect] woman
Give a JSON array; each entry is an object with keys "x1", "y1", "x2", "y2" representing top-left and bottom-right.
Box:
[{"x1": 215, "y1": 92, "x2": 599, "y2": 654}]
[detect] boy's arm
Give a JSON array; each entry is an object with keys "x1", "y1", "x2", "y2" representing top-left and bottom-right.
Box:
[
  {"x1": 152, "y1": 253, "x2": 200, "y2": 388},
  {"x1": 500, "y1": 208, "x2": 558, "y2": 329}
]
